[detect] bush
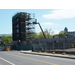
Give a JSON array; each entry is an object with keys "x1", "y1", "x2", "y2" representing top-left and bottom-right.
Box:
[
  {"x1": 52, "y1": 52, "x2": 55, "y2": 54},
  {"x1": 62, "y1": 53, "x2": 66, "y2": 55},
  {"x1": 44, "y1": 52, "x2": 47, "y2": 53}
]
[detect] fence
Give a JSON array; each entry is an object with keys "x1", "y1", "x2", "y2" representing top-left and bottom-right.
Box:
[
  {"x1": 0, "y1": 45, "x2": 32, "y2": 51},
  {"x1": 32, "y1": 42, "x2": 75, "y2": 55},
  {"x1": 16, "y1": 45, "x2": 32, "y2": 50}
]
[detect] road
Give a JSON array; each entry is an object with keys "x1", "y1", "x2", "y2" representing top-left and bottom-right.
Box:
[{"x1": 0, "y1": 51, "x2": 75, "y2": 65}]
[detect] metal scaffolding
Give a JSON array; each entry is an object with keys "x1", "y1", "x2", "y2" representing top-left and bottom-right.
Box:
[{"x1": 25, "y1": 13, "x2": 35, "y2": 40}]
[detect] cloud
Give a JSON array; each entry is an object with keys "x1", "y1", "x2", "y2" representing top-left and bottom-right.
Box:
[
  {"x1": 42, "y1": 22, "x2": 59, "y2": 26},
  {"x1": 43, "y1": 9, "x2": 75, "y2": 20}
]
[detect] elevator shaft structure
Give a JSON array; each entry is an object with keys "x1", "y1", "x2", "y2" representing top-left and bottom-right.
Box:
[{"x1": 12, "y1": 12, "x2": 35, "y2": 42}]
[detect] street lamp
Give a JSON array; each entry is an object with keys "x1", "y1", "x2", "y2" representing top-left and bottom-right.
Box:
[
  {"x1": 19, "y1": 40, "x2": 21, "y2": 42},
  {"x1": 19, "y1": 40, "x2": 21, "y2": 45}
]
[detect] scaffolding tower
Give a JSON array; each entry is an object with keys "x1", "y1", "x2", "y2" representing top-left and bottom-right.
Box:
[{"x1": 25, "y1": 13, "x2": 35, "y2": 40}]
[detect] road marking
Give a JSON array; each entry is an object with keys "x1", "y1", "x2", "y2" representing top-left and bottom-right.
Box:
[
  {"x1": 3, "y1": 53, "x2": 58, "y2": 65},
  {"x1": 0, "y1": 57, "x2": 15, "y2": 65}
]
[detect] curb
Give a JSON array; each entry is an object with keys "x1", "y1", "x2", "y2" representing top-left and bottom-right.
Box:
[{"x1": 20, "y1": 51, "x2": 75, "y2": 59}]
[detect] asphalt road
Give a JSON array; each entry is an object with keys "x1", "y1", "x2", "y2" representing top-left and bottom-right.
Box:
[{"x1": 0, "y1": 51, "x2": 75, "y2": 65}]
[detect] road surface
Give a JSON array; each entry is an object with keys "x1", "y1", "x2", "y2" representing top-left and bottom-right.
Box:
[{"x1": 0, "y1": 51, "x2": 75, "y2": 65}]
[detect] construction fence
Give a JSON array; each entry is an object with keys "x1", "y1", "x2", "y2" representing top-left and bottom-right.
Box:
[
  {"x1": 32, "y1": 42, "x2": 75, "y2": 55},
  {"x1": 0, "y1": 45, "x2": 32, "y2": 51}
]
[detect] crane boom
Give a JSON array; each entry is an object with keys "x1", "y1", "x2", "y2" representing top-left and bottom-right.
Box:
[{"x1": 37, "y1": 22, "x2": 46, "y2": 38}]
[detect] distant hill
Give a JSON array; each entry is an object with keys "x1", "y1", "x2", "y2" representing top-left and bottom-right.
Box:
[{"x1": 0, "y1": 34, "x2": 12, "y2": 37}]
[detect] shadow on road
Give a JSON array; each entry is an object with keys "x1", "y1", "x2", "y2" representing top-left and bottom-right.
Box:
[{"x1": 0, "y1": 48, "x2": 6, "y2": 52}]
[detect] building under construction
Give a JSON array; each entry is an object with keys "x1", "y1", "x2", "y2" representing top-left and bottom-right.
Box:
[
  {"x1": 12, "y1": 12, "x2": 36, "y2": 43},
  {"x1": 1, "y1": 12, "x2": 75, "y2": 52}
]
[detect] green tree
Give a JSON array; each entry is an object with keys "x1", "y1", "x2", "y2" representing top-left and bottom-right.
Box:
[
  {"x1": 2, "y1": 36, "x2": 12, "y2": 44},
  {"x1": 58, "y1": 31, "x2": 67, "y2": 38},
  {"x1": 34, "y1": 33, "x2": 39, "y2": 39},
  {"x1": 50, "y1": 31, "x2": 55, "y2": 36},
  {"x1": 38, "y1": 32, "x2": 44, "y2": 38},
  {"x1": 44, "y1": 29, "x2": 52, "y2": 38},
  {"x1": 34, "y1": 29, "x2": 52, "y2": 39}
]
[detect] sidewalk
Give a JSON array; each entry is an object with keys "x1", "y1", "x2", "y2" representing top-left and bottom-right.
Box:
[{"x1": 20, "y1": 51, "x2": 75, "y2": 59}]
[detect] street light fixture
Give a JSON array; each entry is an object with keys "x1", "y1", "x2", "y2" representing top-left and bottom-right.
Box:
[
  {"x1": 19, "y1": 40, "x2": 21, "y2": 45},
  {"x1": 19, "y1": 40, "x2": 21, "y2": 42}
]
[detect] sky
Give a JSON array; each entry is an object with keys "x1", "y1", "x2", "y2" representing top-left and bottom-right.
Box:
[{"x1": 0, "y1": 9, "x2": 75, "y2": 35}]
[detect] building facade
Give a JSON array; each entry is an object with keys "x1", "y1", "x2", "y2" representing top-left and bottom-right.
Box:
[
  {"x1": 12, "y1": 12, "x2": 26, "y2": 42},
  {"x1": 67, "y1": 32, "x2": 75, "y2": 38},
  {"x1": 64, "y1": 27, "x2": 75, "y2": 38}
]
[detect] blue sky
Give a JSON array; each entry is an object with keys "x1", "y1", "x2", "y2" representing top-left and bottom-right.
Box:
[{"x1": 0, "y1": 9, "x2": 75, "y2": 35}]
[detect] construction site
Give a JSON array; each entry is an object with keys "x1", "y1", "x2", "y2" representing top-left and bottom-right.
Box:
[
  {"x1": 0, "y1": 12, "x2": 75, "y2": 55},
  {"x1": 10, "y1": 12, "x2": 47, "y2": 50}
]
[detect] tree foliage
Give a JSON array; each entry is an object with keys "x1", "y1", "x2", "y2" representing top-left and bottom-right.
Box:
[
  {"x1": 34, "y1": 29, "x2": 52, "y2": 39},
  {"x1": 2, "y1": 30, "x2": 66, "y2": 43},
  {"x1": 34, "y1": 30, "x2": 67, "y2": 39},
  {"x1": 2, "y1": 36, "x2": 12, "y2": 44},
  {"x1": 58, "y1": 31, "x2": 67, "y2": 38}
]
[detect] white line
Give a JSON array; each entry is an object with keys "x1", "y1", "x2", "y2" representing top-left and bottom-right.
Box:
[{"x1": 0, "y1": 57, "x2": 15, "y2": 65}]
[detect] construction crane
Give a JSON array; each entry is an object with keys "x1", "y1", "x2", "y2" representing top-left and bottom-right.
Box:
[
  {"x1": 37, "y1": 22, "x2": 46, "y2": 38},
  {"x1": 33, "y1": 20, "x2": 46, "y2": 38}
]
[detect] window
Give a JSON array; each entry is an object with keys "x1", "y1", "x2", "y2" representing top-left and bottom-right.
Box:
[
  {"x1": 17, "y1": 29, "x2": 19, "y2": 33},
  {"x1": 16, "y1": 24, "x2": 19, "y2": 27},
  {"x1": 17, "y1": 19, "x2": 19, "y2": 22}
]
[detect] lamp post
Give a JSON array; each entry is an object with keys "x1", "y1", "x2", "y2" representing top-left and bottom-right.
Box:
[{"x1": 19, "y1": 40, "x2": 21, "y2": 45}]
